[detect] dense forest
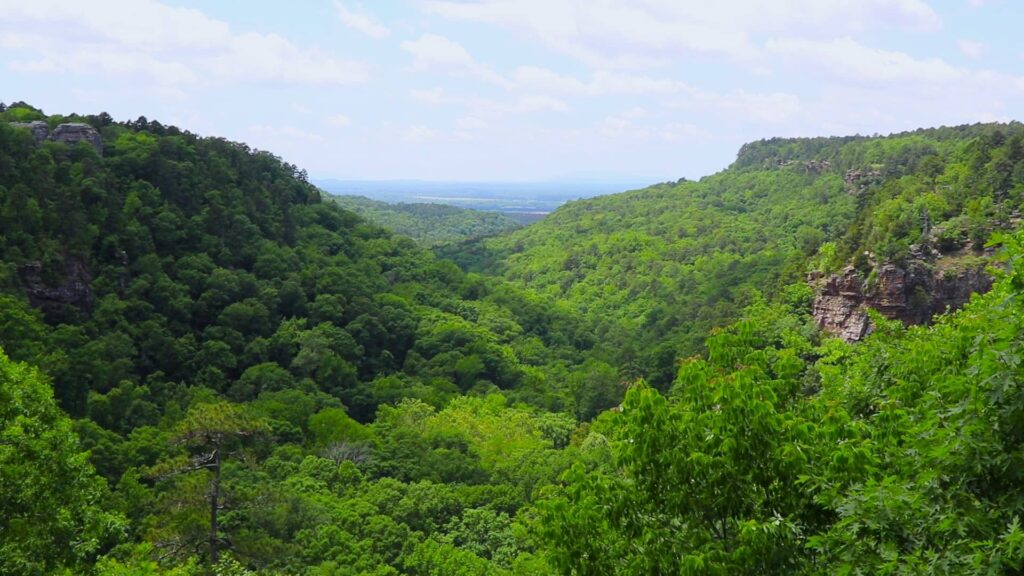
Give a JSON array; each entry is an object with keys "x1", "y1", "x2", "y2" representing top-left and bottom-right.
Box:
[
  {"x1": 330, "y1": 195, "x2": 520, "y2": 247},
  {"x1": 445, "y1": 122, "x2": 1024, "y2": 388},
  {"x1": 4, "y1": 101, "x2": 1024, "y2": 575}
]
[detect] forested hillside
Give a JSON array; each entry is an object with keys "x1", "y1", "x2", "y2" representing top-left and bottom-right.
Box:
[
  {"x1": 330, "y1": 195, "x2": 520, "y2": 247},
  {"x1": 5, "y1": 102, "x2": 1024, "y2": 576},
  {"x1": 0, "y1": 103, "x2": 610, "y2": 575},
  {"x1": 448, "y1": 123, "x2": 1024, "y2": 388}
]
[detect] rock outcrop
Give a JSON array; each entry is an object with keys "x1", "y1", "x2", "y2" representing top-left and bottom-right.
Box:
[
  {"x1": 809, "y1": 267, "x2": 871, "y2": 341},
  {"x1": 844, "y1": 168, "x2": 883, "y2": 194},
  {"x1": 9, "y1": 121, "x2": 103, "y2": 154},
  {"x1": 10, "y1": 120, "x2": 49, "y2": 144},
  {"x1": 51, "y1": 123, "x2": 103, "y2": 153},
  {"x1": 17, "y1": 256, "x2": 95, "y2": 312},
  {"x1": 774, "y1": 159, "x2": 833, "y2": 174},
  {"x1": 811, "y1": 259, "x2": 992, "y2": 342}
]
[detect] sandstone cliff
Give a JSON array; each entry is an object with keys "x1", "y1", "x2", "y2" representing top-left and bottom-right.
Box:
[{"x1": 811, "y1": 257, "x2": 992, "y2": 342}]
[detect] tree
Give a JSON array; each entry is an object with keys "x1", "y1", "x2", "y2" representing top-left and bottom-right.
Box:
[
  {"x1": 0, "y1": 348, "x2": 124, "y2": 575},
  {"x1": 152, "y1": 402, "x2": 267, "y2": 564},
  {"x1": 540, "y1": 329, "x2": 824, "y2": 574}
]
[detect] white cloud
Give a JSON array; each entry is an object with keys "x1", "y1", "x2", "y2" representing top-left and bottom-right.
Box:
[
  {"x1": 957, "y1": 39, "x2": 985, "y2": 59},
  {"x1": 0, "y1": 0, "x2": 367, "y2": 87},
  {"x1": 334, "y1": 2, "x2": 390, "y2": 39},
  {"x1": 666, "y1": 87, "x2": 802, "y2": 124},
  {"x1": 759, "y1": 37, "x2": 1024, "y2": 135},
  {"x1": 327, "y1": 114, "x2": 352, "y2": 127},
  {"x1": 207, "y1": 32, "x2": 367, "y2": 85},
  {"x1": 401, "y1": 33, "x2": 509, "y2": 86},
  {"x1": 716, "y1": 91, "x2": 802, "y2": 124},
  {"x1": 402, "y1": 34, "x2": 476, "y2": 69},
  {"x1": 765, "y1": 37, "x2": 963, "y2": 83},
  {"x1": 10, "y1": 48, "x2": 199, "y2": 84},
  {"x1": 422, "y1": 0, "x2": 941, "y2": 68},
  {"x1": 502, "y1": 64, "x2": 800, "y2": 123}
]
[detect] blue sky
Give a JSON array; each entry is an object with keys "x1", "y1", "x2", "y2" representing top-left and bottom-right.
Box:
[{"x1": 0, "y1": 0, "x2": 1021, "y2": 183}]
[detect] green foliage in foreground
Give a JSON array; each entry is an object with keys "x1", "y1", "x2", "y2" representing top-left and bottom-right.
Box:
[
  {"x1": 540, "y1": 233, "x2": 1024, "y2": 574},
  {"x1": 330, "y1": 195, "x2": 521, "y2": 247},
  {"x1": 0, "y1": 350, "x2": 124, "y2": 575}
]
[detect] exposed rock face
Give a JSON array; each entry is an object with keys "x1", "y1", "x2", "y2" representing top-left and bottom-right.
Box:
[
  {"x1": 8, "y1": 121, "x2": 103, "y2": 154},
  {"x1": 51, "y1": 123, "x2": 103, "y2": 153},
  {"x1": 811, "y1": 260, "x2": 992, "y2": 342},
  {"x1": 844, "y1": 168, "x2": 883, "y2": 194},
  {"x1": 10, "y1": 120, "x2": 50, "y2": 144},
  {"x1": 810, "y1": 267, "x2": 871, "y2": 341},
  {"x1": 17, "y1": 256, "x2": 95, "y2": 312},
  {"x1": 775, "y1": 159, "x2": 832, "y2": 173}
]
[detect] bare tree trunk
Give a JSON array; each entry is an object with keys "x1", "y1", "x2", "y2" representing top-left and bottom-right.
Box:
[{"x1": 209, "y1": 447, "x2": 220, "y2": 564}]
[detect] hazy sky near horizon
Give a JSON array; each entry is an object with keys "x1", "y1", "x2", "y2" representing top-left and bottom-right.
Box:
[{"x1": 0, "y1": 0, "x2": 1021, "y2": 183}]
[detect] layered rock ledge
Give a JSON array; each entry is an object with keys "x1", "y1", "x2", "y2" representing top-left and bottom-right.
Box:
[{"x1": 810, "y1": 259, "x2": 991, "y2": 342}]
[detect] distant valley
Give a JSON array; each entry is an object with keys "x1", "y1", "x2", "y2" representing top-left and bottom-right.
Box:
[
  {"x1": 314, "y1": 178, "x2": 649, "y2": 224},
  {"x1": 329, "y1": 194, "x2": 522, "y2": 246}
]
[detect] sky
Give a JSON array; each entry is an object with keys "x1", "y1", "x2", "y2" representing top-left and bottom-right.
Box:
[{"x1": 0, "y1": 0, "x2": 1022, "y2": 183}]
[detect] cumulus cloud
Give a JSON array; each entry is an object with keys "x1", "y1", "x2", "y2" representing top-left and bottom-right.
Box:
[
  {"x1": 0, "y1": 0, "x2": 367, "y2": 87},
  {"x1": 402, "y1": 34, "x2": 476, "y2": 69},
  {"x1": 401, "y1": 33, "x2": 509, "y2": 87},
  {"x1": 334, "y1": 1, "x2": 390, "y2": 39},
  {"x1": 422, "y1": 0, "x2": 941, "y2": 67},
  {"x1": 765, "y1": 37, "x2": 964, "y2": 83}
]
